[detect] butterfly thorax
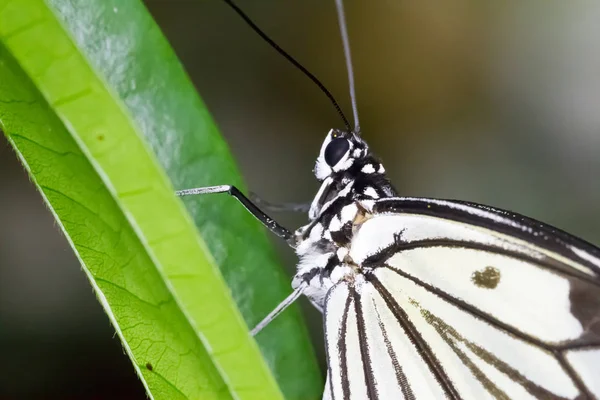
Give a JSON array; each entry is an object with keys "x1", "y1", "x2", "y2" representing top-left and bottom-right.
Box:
[{"x1": 292, "y1": 130, "x2": 397, "y2": 310}]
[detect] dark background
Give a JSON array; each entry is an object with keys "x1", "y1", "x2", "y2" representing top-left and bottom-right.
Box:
[{"x1": 2, "y1": 1, "x2": 600, "y2": 398}]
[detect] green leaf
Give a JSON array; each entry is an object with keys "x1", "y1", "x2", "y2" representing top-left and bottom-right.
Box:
[{"x1": 0, "y1": 0, "x2": 322, "y2": 399}]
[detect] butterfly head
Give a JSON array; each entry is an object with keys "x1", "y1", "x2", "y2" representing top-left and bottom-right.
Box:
[{"x1": 314, "y1": 129, "x2": 368, "y2": 181}]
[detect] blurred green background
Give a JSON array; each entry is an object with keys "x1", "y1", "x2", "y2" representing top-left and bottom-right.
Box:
[{"x1": 2, "y1": 0, "x2": 600, "y2": 398}]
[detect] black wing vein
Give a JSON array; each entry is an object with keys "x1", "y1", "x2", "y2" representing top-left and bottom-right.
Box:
[{"x1": 368, "y1": 274, "x2": 462, "y2": 400}]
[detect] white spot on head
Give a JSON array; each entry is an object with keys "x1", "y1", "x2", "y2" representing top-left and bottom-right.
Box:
[
  {"x1": 314, "y1": 159, "x2": 331, "y2": 181},
  {"x1": 364, "y1": 187, "x2": 379, "y2": 198},
  {"x1": 378, "y1": 164, "x2": 385, "y2": 173},
  {"x1": 335, "y1": 157, "x2": 354, "y2": 172},
  {"x1": 314, "y1": 131, "x2": 334, "y2": 180},
  {"x1": 314, "y1": 129, "x2": 368, "y2": 180},
  {"x1": 361, "y1": 164, "x2": 376, "y2": 174},
  {"x1": 315, "y1": 130, "x2": 353, "y2": 180}
]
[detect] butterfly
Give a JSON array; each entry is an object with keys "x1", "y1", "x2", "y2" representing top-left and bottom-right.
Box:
[{"x1": 178, "y1": 0, "x2": 600, "y2": 398}]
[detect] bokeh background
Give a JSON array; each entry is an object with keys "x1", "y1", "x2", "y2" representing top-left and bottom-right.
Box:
[{"x1": 2, "y1": 0, "x2": 600, "y2": 398}]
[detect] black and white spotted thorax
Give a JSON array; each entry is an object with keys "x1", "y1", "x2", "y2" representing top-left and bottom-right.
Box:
[{"x1": 292, "y1": 129, "x2": 397, "y2": 309}]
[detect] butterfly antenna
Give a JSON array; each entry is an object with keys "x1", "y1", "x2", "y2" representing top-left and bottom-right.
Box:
[
  {"x1": 222, "y1": 0, "x2": 352, "y2": 132},
  {"x1": 334, "y1": 0, "x2": 360, "y2": 134}
]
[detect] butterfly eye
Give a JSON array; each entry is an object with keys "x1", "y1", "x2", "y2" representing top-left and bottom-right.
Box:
[{"x1": 324, "y1": 138, "x2": 350, "y2": 167}]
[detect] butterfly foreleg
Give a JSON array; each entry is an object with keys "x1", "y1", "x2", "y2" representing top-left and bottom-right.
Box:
[
  {"x1": 248, "y1": 192, "x2": 311, "y2": 213},
  {"x1": 176, "y1": 185, "x2": 296, "y2": 247}
]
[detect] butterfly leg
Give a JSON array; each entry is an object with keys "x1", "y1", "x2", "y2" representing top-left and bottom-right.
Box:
[
  {"x1": 249, "y1": 282, "x2": 307, "y2": 336},
  {"x1": 176, "y1": 185, "x2": 296, "y2": 247},
  {"x1": 249, "y1": 192, "x2": 310, "y2": 213}
]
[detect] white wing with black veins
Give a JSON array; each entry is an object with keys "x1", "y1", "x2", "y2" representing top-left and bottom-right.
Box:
[{"x1": 324, "y1": 197, "x2": 600, "y2": 400}]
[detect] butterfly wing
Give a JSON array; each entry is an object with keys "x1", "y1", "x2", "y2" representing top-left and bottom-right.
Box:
[{"x1": 323, "y1": 197, "x2": 600, "y2": 399}]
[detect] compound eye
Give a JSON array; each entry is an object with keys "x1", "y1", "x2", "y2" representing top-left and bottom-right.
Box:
[{"x1": 324, "y1": 138, "x2": 350, "y2": 167}]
